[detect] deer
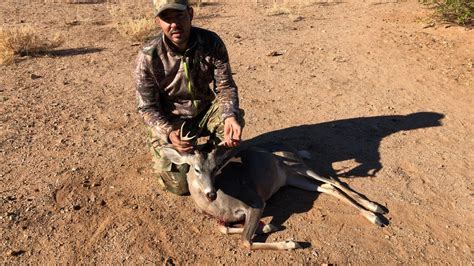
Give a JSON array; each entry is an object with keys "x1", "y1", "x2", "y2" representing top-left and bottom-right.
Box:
[{"x1": 161, "y1": 125, "x2": 387, "y2": 250}]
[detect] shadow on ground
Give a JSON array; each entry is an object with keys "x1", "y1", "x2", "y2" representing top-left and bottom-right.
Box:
[
  {"x1": 30, "y1": 47, "x2": 105, "y2": 58},
  {"x1": 241, "y1": 112, "x2": 444, "y2": 244},
  {"x1": 246, "y1": 112, "x2": 444, "y2": 178}
]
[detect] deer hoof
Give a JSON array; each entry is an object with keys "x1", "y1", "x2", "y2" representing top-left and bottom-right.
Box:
[
  {"x1": 366, "y1": 202, "x2": 387, "y2": 214},
  {"x1": 373, "y1": 204, "x2": 387, "y2": 215},
  {"x1": 261, "y1": 224, "x2": 278, "y2": 234},
  {"x1": 284, "y1": 240, "x2": 302, "y2": 250},
  {"x1": 363, "y1": 211, "x2": 385, "y2": 227},
  {"x1": 218, "y1": 224, "x2": 229, "y2": 234},
  {"x1": 373, "y1": 216, "x2": 384, "y2": 227}
]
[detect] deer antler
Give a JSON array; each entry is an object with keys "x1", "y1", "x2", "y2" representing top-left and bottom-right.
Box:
[{"x1": 180, "y1": 121, "x2": 197, "y2": 141}]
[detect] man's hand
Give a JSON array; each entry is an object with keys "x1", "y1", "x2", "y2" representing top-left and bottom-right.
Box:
[
  {"x1": 169, "y1": 129, "x2": 194, "y2": 153},
  {"x1": 223, "y1": 116, "x2": 242, "y2": 147}
]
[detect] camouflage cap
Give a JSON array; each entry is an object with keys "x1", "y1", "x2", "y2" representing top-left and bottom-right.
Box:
[{"x1": 153, "y1": 0, "x2": 189, "y2": 17}]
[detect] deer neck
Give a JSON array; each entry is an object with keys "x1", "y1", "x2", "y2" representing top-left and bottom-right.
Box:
[{"x1": 187, "y1": 173, "x2": 210, "y2": 207}]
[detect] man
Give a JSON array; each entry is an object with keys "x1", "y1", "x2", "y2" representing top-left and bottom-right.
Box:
[{"x1": 134, "y1": 0, "x2": 244, "y2": 195}]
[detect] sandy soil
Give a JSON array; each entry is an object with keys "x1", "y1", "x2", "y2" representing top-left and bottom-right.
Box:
[{"x1": 1, "y1": 0, "x2": 473, "y2": 264}]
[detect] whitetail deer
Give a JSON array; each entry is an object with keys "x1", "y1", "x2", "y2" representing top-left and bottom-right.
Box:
[{"x1": 161, "y1": 141, "x2": 387, "y2": 250}]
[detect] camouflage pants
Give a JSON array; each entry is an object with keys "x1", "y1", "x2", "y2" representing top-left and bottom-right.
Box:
[{"x1": 147, "y1": 101, "x2": 245, "y2": 195}]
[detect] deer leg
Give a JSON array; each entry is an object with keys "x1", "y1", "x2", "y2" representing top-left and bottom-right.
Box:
[
  {"x1": 241, "y1": 207, "x2": 301, "y2": 250},
  {"x1": 324, "y1": 176, "x2": 385, "y2": 214},
  {"x1": 218, "y1": 224, "x2": 243, "y2": 234},
  {"x1": 287, "y1": 175, "x2": 383, "y2": 226},
  {"x1": 250, "y1": 240, "x2": 301, "y2": 250},
  {"x1": 295, "y1": 167, "x2": 386, "y2": 214},
  {"x1": 316, "y1": 183, "x2": 384, "y2": 226},
  {"x1": 286, "y1": 174, "x2": 319, "y2": 192},
  {"x1": 218, "y1": 222, "x2": 278, "y2": 235}
]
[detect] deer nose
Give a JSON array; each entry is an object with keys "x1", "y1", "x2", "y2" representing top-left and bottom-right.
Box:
[{"x1": 206, "y1": 191, "x2": 217, "y2": 202}]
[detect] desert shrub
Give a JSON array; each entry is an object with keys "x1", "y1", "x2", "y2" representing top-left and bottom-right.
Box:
[
  {"x1": 116, "y1": 17, "x2": 157, "y2": 42},
  {"x1": 421, "y1": 0, "x2": 474, "y2": 25},
  {"x1": 64, "y1": 0, "x2": 105, "y2": 3},
  {"x1": 107, "y1": 4, "x2": 157, "y2": 42},
  {"x1": 106, "y1": 0, "x2": 221, "y2": 42},
  {"x1": 263, "y1": 0, "x2": 343, "y2": 17},
  {"x1": 266, "y1": 2, "x2": 292, "y2": 16},
  {"x1": 0, "y1": 26, "x2": 63, "y2": 65}
]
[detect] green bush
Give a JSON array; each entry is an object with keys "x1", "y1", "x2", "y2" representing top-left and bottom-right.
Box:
[{"x1": 421, "y1": 0, "x2": 474, "y2": 25}]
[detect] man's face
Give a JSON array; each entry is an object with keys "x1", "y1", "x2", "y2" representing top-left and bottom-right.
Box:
[{"x1": 157, "y1": 8, "x2": 193, "y2": 50}]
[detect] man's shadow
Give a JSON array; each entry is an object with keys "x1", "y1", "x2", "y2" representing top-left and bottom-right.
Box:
[{"x1": 238, "y1": 112, "x2": 444, "y2": 243}]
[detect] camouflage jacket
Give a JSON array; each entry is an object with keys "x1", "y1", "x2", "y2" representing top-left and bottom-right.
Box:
[{"x1": 134, "y1": 27, "x2": 239, "y2": 143}]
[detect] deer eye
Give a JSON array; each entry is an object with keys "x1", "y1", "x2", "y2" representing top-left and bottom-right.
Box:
[{"x1": 194, "y1": 168, "x2": 201, "y2": 174}]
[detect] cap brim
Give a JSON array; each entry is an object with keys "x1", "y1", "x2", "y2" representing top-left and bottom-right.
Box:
[{"x1": 156, "y1": 4, "x2": 187, "y2": 17}]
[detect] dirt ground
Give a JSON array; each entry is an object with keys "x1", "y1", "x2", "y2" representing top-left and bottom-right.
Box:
[{"x1": 1, "y1": 0, "x2": 473, "y2": 264}]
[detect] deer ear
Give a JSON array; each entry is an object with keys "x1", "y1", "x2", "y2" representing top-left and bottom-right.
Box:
[
  {"x1": 214, "y1": 147, "x2": 235, "y2": 169},
  {"x1": 207, "y1": 148, "x2": 217, "y2": 163},
  {"x1": 161, "y1": 147, "x2": 188, "y2": 165}
]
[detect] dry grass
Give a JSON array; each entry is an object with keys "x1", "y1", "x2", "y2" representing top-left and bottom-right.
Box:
[
  {"x1": 264, "y1": 0, "x2": 310, "y2": 17},
  {"x1": 65, "y1": 0, "x2": 105, "y2": 3},
  {"x1": 0, "y1": 26, "x2": 63, "y2": 65},
  {"x1": 264, "y1": 0, "x2": 343, "y2": 17},
  {"x1": 107, "y1": 4, "x2": 157, "y2": 42},
  {"x1": 105, "y1": 0, "x2": 224, "y2": 42},
  {"x1": 266, "y1": 2, "x2": 292, "y2": 16},
  {"x1": 115, "y1": 18, "x2": 157, "y2": 42}
]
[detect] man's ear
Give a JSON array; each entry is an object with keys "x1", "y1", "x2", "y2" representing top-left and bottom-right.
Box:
[
  {"x1": 161, "y1": 147, "x2": 188, "y2": 165},
  {"x1": 188, "y1": 6, "x2": 194, "y2": 21}
]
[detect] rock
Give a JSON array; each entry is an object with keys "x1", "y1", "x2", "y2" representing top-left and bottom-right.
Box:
[
  {"x1": 164, "y1": 257, "x2": 175, "y2": 266},
  {"x1": 266, "y1": 50, "x2": 285, "y2": 57},
  {"x1": 332, "y1": 56, "x2": 348, "y2": 63},
  {"x1": 65, "y1": 20, "x2": 80, "y2": 26},
  {"x1": 6, "y1": 195, "x2": 16, "y2": 201},
  {"x1": 9, "y1": 250, "x2": 26, "y2": 256},
  {"x1": 423, "y1": 22, "x2": 435, "y2": 29},
  {"x1": 7, "y1": 212, "x2": 19, "y2": 222},
  {"x1": 292, "y1": 15, "x2": 304, "y2": 22},
  {"x1": 30, "y1": 74, "x2": 42, "y2": 80}
]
